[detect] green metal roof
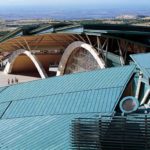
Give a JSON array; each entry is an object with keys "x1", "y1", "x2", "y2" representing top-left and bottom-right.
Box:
[
  {"x1": 0, "y1": 113, "x2": 99, "y2": 150},
  {"x1": 0, "y1": 65, "x2": 135, "y2": 149},
  {"x1": 0, "y1": 65, "x2": 135, "y2": 119},
  {"x1": 0, "y1": 28, "x2": 22, "y2": 43},
  {"x1": 0, "y1": 87, "x2": 8, "y2": 93},
  {"x1": 0, "y1": 31, "x2": 10, "y2": 37},
  {"x1": 0, "y1": 23, "x2": 150, "y2": 47},
  {"x1": 3, "y1": 87, "x2": 122, "y2": 119},
  {"x1": 0, "y1": 65, "x2": 135, "y2": 103},
  {"x1": 0, "y1": 102, "x2": 10, "y2": 117},
  {"x1": 130, "y1": 53, "x2": 150, "y2": 79}
]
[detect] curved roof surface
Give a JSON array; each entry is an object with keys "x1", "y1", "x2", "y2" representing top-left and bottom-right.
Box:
[{"x1": 0, "y1": 23, "x2": 150, "y2": 52}]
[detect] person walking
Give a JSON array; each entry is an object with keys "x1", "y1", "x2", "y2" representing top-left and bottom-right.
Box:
[
  {"x1": 11, "y1": 79, "x2": 14, "y2": 84},
  {"x1": 15, "y1": 77, "x2": 18, "y2": 84},
  {"x1": 8, "y1": 79, "x2": 10, "y2": 85}
]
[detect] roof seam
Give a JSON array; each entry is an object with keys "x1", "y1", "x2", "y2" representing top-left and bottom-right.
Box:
[
  {"x1": 0, "y1": 101, "x2": 12, "y2": 119},
  {"x1": 0, "y1": 86, "x2": 8, "y2": 94},
  {"x1": 2, "y1": 112, "x2": 109, "y2": 120},
  {"x1": 0, "y1": 86, "x2": 124, "y2": 104},
  {"x1": 1, "y1": 65, "x2": 136, "y2": 89}
]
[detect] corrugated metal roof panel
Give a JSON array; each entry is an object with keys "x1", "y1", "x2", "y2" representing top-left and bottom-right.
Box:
[
  {"x1": 0, "y1": 102, "x2": 10, "y2": 117},
  {"x1": 0, "y1": 113, "x2": 99, "y2": 150},
  {"x1": 0, "y1": 28, "x2": 22, "y2": 43},
  {"x1": 3, "y1": 87, "x2": 122, "y2": 119},
  {"x1": 0, "y1": 65, "x2": 135, "y2": 103},
  {"x1": 0, "y1": 87, "x2": 7, "y2": 93},
  {"x1": 145, "y1": 68, "x2": 150, "y2": 77},
  {"x1": 0, "y1": 66, "x2": 136, "y2": 149},
  {"x1": 29, "y1": 24, "x2": 53, "y2": 34},
  {"x1": 130, "y1": 53, "x2": 150, "y2": 79}
]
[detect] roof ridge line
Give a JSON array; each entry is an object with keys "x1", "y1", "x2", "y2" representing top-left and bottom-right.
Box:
[
  {"x1": 0, "y1": 86, "x2": 124, "y2": 104},
  {"x1": 1, "y1": 65, "x2": 135, "y2": 89},
  {"x1": 1, "y1": 112, "x2": 107, "y2": 121}
]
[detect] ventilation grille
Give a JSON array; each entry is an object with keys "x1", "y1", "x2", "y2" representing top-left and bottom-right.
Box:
[{"x1": 71, "y1": 114, "x2": 150, "y2": 150}]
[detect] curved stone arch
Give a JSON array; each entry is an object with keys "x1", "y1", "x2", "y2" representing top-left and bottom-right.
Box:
[
  {"x1": 4, "y1": 49, "x2": 48, "y2": 79},
  {"x1": 57, "y1": 41, "x2": 105, "y2": 76}
]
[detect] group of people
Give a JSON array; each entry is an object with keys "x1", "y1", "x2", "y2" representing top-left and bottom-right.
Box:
[{"x1": 8, "y1": 77, "x2": 19, "y2": 85}]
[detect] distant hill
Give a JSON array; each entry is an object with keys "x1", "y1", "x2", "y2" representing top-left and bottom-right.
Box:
[{"x1": 116, "y1": 15, "x2": 148, "y2": 19}]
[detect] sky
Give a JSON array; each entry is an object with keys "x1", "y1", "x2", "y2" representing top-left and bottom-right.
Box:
[
  {"x1": 0, "y1": 0, "x2": 150, "y2": 8},
  {"x1": 0, "y1": 0, "x2": 149, "y2": 20}
]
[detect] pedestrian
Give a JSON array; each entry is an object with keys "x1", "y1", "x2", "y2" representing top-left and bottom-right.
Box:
[
  {"x1": 15, "y1": 77, "x2": 18, "y2": 84},
  {"x1": 11, "y1": 79, "x2": 14, "y2": 84},
  {"x1": 8, "y1": 79, "x2": 10, "y2": 85}
]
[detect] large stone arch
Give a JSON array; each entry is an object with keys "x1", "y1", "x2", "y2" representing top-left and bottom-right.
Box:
[
  {"x1": 57, "y1": 41, "x2": 105, "y2": 76},
  {"x1": 4, "y1": 49, "x2": 48, "y2": 79}
]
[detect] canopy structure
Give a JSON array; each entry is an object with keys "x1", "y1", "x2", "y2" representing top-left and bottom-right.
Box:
[
  {"x1": 0, "y1": 23, "x2": 149, "y2": 79},
  {"x1": 0, "y1": 23, "x2": 150, "y2": 48}
]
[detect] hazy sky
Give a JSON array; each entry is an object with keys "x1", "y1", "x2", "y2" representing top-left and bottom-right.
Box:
[
  {"x1": 0, "y1": 0, "x2": 150, "y2": 7},
  {"x1": 0, "y1": 0, "x2": 149, "y2": 20}
]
